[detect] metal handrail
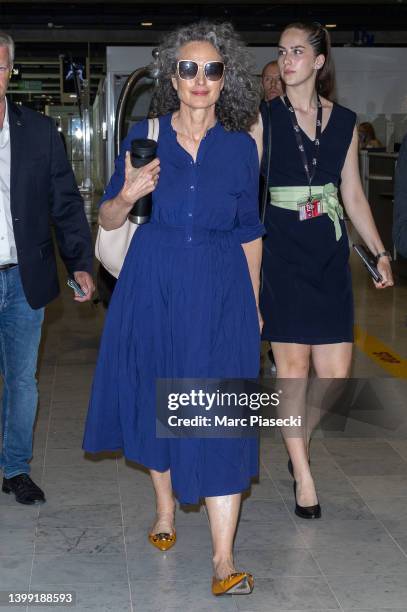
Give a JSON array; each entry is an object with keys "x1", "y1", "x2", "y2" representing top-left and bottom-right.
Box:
[
  {"x1": 114, "y1": 50, "x2": 159, "y2": 156},
  {"x1": 114, "y1": 67, "x2": 150, "y2": 157},
  {"x1": 367, "y1": 174, "x2": 393, "y2": 181}
]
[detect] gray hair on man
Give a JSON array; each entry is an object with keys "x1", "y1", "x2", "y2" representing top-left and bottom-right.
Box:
[{"x1": 0, "y1": 31, "x2": 15, "y2": 65}]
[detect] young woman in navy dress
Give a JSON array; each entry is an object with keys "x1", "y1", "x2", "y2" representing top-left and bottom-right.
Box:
[
  {"x1": 84, "y1": 22, "x2": 264, "y2": 595},
  {"x1": 256, "y1": 23, "x2": 393, "y2": 518}
]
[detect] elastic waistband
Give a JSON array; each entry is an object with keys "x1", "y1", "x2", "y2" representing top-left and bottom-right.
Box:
[{"x1": 142, "y1": 222, "x2": 237, "y2": 248}]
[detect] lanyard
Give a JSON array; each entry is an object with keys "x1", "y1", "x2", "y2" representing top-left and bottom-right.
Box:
[{"x1": 283, "y1": 94, "x2": 323, "y2": 200}]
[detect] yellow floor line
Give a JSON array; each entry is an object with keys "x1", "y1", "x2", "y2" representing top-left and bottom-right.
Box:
[{"x1": 354, "y1": 325, "x2": 407, "y2": 378}]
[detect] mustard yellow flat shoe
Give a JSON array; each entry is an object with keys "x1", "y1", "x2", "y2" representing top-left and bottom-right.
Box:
[
  {"x1": 212, "y1": 572, "x2": 254, "y2": 596},
  {"x1": 148, "y1": 530, "x2": 176, "y2": 551}
]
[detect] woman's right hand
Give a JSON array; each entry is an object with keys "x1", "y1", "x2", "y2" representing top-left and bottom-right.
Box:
[{"x1": 120, "y1": 152, "x2": 160, "y2": 207}]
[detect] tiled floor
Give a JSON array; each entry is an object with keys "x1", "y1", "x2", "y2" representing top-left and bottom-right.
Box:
[{"x1": 0, "y1": 255, "x2": 406, "y2": 611}]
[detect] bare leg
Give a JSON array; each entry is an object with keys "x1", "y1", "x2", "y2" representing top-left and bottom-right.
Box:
[
  {"x1": 306, "y1": 343, "x2": 352, "y2": 445},
  {"x1": 271, "y1": 342, "x2": 318, "y2": 507},
  {"x1": 311, "y1": 343, "x2": 353, "y2": 379},
  {"x1": 206, "y1": 493, "x2": 241, "y2": 579},
  {"x1": 149, "y1": 468, "x2": 175, "y2": 534},
  {"x1": 310, "y1": 342, "x2": 353, "y2": 448}
]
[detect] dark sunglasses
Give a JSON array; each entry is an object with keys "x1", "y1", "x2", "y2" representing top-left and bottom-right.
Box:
[{"x1": 176, "y1": 60, "x2": 225, "y2": 81}]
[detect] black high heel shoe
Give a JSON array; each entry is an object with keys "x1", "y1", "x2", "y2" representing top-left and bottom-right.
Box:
[
  {"x1": 293, "y1": 481, "x2": 321, "y2": 519},
  {"x1": 288, "y1": 458, "x2": 321, "y2": 519}
]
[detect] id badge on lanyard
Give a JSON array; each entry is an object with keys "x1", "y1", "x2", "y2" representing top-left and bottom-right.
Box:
[
  {"x1": 298, "y1": 194, "x2": 323, "y2": 221},
  {"x1": 284, "y1": 94, "x2": 324, "y2": 222}
]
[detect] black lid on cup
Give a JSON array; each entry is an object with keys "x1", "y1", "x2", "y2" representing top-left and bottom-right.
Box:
[{"x1": 130, "y1": 138, "x2": 157, "y2": 159}]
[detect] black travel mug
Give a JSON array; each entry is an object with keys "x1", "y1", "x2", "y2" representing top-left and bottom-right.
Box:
[{"x1": 128, "y1": 138, "x2": 158, "y2": 224}]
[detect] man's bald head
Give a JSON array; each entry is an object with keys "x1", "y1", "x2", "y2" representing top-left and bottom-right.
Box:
[{"x1": 262, "y1": 60, "x2": 283, "y2": 101}]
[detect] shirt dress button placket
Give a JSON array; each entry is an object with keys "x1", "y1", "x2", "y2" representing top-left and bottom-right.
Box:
[{"x1": 186, "y1": 161, "x2": 197, "y2": 244}]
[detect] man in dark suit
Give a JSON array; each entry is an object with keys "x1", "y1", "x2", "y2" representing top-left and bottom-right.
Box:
[
  {"x1": 261, "y1": 60, "x2": 283, "y2": 103},
  {"x1": 393, "y1": 133, "x2": 407, "y2": 258},
  {"x1": 0, "y1": 32, "x2": 94, "y2": 504}
]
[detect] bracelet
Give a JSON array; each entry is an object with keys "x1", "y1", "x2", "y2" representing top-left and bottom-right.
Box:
[{"x1": 376, "y1": 250, "x2": 392, "y2": 261}]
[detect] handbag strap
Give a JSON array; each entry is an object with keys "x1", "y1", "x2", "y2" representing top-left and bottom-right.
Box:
[
  {"x1": 147, "y1": 117, "x2": 160, "y2": 141},
  {"x1": 260, "y1": 102, "x2": 272, "y2": 225},
  {"x1": 259, "y1": 102, "x2": 272, "y2": 296}
]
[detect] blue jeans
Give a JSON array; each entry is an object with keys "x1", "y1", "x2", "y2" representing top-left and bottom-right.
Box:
[{"x1": 0, "y1": 266, "x2": 44, "y2": 479}]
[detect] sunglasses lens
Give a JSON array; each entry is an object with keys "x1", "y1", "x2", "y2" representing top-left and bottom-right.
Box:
[
  {"x1": 205, "y1": 61, "x2": 224, "y2": 81},
  {"x1": 178, "y1": 61, "x2": 198, "y2": 79}
]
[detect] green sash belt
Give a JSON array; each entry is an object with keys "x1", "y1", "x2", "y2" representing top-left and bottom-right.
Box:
[{"x1": 269, "y1": 183, "x2": 344, "y2": 241}]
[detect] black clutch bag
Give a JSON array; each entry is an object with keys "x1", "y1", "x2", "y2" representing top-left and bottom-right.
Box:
[{"x1": 352, "y1": 244, "x2": 383, "y2": 282}]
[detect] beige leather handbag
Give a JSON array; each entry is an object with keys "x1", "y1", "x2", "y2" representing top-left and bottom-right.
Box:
[{"x1": 95, "y1": 117, "x2": 159, "y2": 278}]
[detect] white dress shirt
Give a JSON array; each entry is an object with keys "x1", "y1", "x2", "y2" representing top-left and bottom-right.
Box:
[{"x1": 0, "y1": 99, "x2": 18, "y2": 264}]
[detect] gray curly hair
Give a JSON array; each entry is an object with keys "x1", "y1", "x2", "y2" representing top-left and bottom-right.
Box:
[{"x1": 150, "y1": 21, "x2": 261, "y2": 131}]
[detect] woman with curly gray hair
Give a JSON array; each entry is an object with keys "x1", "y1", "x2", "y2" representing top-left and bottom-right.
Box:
[
  {"x1": 84, "y1": 21, "x2": 264, "y2": 596},
  {"x1": 151, "y1": 21, "x2": 260, "y2": 132}
]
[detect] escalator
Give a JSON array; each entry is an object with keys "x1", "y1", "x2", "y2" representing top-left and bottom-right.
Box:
[{"x1": 97, "y1": 51, "x2": 158, "y2": 306}]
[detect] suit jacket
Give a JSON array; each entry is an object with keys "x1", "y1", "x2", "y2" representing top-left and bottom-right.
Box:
[
  {"x1": 393, "y1": 133, "x2": 407, "y2": 258},
  {"x1": 8, "y1": 99, "x2": 93, "y2": 309}
]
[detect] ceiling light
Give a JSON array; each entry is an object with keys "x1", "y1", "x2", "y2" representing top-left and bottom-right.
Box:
[
  {"x1": 141, "y1": 22, "x2": 153, "y2": 27},
  {"x1": 325, "y1": 24, "x2": 337, "y2": 28}
]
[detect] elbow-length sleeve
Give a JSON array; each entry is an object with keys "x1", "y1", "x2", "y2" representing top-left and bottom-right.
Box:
[
  {"x1": 235, "y1": 136, "x2": 266, "y2": 244},
  {"x1": 99, "y1": 120, "x2": 148, "y2": 207}
]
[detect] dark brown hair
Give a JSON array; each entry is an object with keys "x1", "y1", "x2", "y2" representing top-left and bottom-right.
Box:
[
  {"x1": 359, "y1": 122, "x2": 376, "y2": 142},
  {"x1": 281, "y1": 22, "x2": 336, "y2": 99}
]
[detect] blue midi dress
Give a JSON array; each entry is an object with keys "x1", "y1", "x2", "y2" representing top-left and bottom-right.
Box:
[
  {"x1": 83, "y1": 114, "x2": 265, "y2": 504},
  {"x1": 260, "y1": 97, "x2": 356, "y2": 344}
]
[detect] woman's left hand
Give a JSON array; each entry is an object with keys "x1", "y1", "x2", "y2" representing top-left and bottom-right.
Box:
[
  {"x1": 257, "y1": 306, "x2": 264, "y2": 333},
  {"x1": 374, "y1": 257, "x2": 394, "y2": 289}
]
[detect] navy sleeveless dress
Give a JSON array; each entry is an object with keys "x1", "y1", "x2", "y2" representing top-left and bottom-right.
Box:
[
  {"x1": 83, "y1": 114, "x2": 265, "y2": 504},
  {"x1": 260, "y1": 97, "x2": 356, "y2": 344}
]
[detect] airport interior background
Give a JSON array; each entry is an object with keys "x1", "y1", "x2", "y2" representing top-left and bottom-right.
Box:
[{"x1": 1, "y1": 1, "x2": 407, "y2": 610}]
